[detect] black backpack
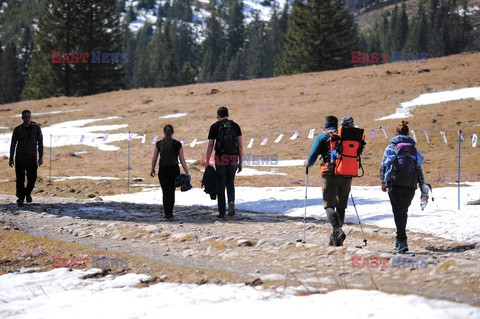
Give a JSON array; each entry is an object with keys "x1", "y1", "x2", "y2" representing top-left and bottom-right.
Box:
[
  {"x1": 216, "y1": 120, "x2": 238, "y2": 155},
  {"x1": 391, "y1": 142, "x2": 419, "y2": 187},
  {"x1": 157, "y1": 140, "x2": 178, "y2": 167}
]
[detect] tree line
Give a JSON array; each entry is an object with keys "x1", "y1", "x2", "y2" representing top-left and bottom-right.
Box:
[{"x1": 0, "y1": 0, "x2": 477, "y2": 104}]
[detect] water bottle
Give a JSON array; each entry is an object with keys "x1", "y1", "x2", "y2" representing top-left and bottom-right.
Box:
[{"x1": 420, "y1": 197, "x2": 428, "y2": 210}]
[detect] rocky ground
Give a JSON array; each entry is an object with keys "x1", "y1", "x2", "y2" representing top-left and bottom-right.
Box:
[{"x1": 0, "y1": 194, "x2": 478, "y2": 306}]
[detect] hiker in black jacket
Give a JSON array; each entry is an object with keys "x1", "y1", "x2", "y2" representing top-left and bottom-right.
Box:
[{"x1": 9, "y1": 110, "x2": 43, "y2": 207}]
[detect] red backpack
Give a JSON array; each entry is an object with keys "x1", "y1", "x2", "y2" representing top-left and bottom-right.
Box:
[{"x1": 321, "y1": 126, "x2": 366, "y2": 177}]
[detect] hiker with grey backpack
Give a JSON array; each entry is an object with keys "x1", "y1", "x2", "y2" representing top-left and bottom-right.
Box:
[{"x1": 380, "y1": 121, "x2": 430, "y2": 254}]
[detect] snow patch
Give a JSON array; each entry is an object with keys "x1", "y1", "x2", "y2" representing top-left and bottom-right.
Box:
[
  {"x1": 160, "y1": 113, "x2": 187, "y2": 119},
  {"x1": 376, "y1": 87, "x2": 480, "y2": 120}
]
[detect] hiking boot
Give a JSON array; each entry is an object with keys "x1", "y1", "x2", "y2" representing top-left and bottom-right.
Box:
[
  {"x1": 393, "y1": 238, "x2": 400, "y2": 251},
  {"x1": 396, "y1": 240, "x2": 409, "y2": 254},
  {"x1": 228, "y1": 202, "x2": 235, "y2": 216},
  {"x1": 17, "y1": 199, "x2": 24, "y2": 207},
  {"x1": 334, "y1": 228, "x2": 346, "y2": 246},
  {"x1": 328, "y1": 232, "x2": 335, "y2": 246},
  {"x1": 164, "y1": 214, "x2": 173, "y2": 221},
  {"x1": 26, "y1": 194, "x2": 32, "y2": 203},
  {"x1": 217, "y1": 213, "x2": 226, "y2": 220}
]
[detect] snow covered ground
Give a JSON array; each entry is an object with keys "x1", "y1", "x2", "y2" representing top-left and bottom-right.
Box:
[
  {"x1": 0, "y1": 268, "x2": 479, "y2": 319},
  {"x1": 376, "y1": 87, "x2": 480, "y2": 120},
  {"x1": 104, "y1": 183, "x2": 480, "y2": 244}
]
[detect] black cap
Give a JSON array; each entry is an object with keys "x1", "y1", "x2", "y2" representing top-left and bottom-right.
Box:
[{"x1": 323, "y1": 116, "x2": 338, "y2": 129}]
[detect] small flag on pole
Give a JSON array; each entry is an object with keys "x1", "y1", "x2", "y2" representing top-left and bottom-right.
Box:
[
  {"x1": 247, "y1": 138, "x2": 254, "y2": 149},
  {"x1": 180, "y1": 138, "x2": 184, "y2": 146},
  {"x1": 151, "y1": 135, "x2": 158, "y2": 144},
  {"x1": 128, "y1": 132, "x2": 133, "y2": 141},
  {"x1": 274, "y1": 134, "x2": 283, "y2": 143},
  {"x1": 79, "y1": 135, "x2": 85, "y2": 143},
  {"x1": 473, "y1": 134, "x2": 478, "y2": 148},
  {"x1": 260, "y1": 137, "x2": 268, "y2": 146},
  {"x1": 141, "y1": 134, "x2": 146, "y2": 144},
  {"x1": 423, "y1": 131, "x2": 430, "y2": 143},
  {"x1": 289, "y1": 131, "x2": 299, "y2": 140},
  {"x1": 190, "y1": 138, "x2": 197, "y2": 147},
  {"x1": 381, "y1": 128, "x2": 388, "y2": 139},
  {"x1": 370, "y1": 128, "x2": 375, "y2": 139},
  {"x1": 457, "y1": 130, "x2": 464, "y2": 142},
  {"x1": 308, "y1": 129, "x2": 315, "y2": 139},
  {"x1": 440, "y1": 131, "x2": 448, "y2": 144},
  {"x1": 102, "y1": 134, "x2": 109, "y2": 142}
]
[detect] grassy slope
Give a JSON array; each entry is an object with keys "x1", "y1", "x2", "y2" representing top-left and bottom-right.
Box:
[{"x1": 0, "y1": 52, "x2": 479, "y2": 197}]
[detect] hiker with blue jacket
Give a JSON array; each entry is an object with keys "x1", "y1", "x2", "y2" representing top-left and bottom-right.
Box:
[
  {"x1": 306, "y1": 116, "x2": 352, "y2": 246},
  {"x1": 380, "y1": 121, "x2": 429, "y2": 253}
]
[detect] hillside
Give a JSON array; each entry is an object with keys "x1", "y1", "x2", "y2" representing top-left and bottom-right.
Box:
[{"x1": 0, "y1": 52, "x2": 479, "y2": 198}]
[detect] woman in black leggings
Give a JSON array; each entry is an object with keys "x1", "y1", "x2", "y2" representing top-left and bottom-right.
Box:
[{"x1": 150, "y1": 124, "x2": 189, "y2": 220}]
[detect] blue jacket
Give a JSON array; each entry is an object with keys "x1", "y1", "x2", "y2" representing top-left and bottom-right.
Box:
[
  {"x1": 306, "y1": 128, "x2": 337, "y2": 167},
  {"x1": 380, "y1": 135, "x2": 425, "y2": 187}
]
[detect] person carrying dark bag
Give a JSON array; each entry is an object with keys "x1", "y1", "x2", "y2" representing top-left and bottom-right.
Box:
[
  {"x1": 151, "y1": 124, "x2": 189, "y2": 220},
  {"x1": 202, "y1": 107, "x2": 243, "y2": 219},
  {"x1": 9, "y1": 110, "x2": 43, "y2": 207}
]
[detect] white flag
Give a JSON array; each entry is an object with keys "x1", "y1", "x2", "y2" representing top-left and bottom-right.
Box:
[
  {"x1": 381, "y1": 128, "x2": 388, "y2": 139},
  {"x1": 247, "y1": 138, "x2": 254, "y2": 149},
  {"x1": 473, "y1": 134, "x2": 478, "y2": 148},
  {"x1": 289, "y1": 131, "x2": 299, "y2": 140},
  {"x1": 260, "y1": 137, "x2": 268, "y2": 146},
  {"x1": 102, "y1": 134, "x2": 109, "y2": 142},
  {"x1": 411, "y1": 130, "x2": 417, "y2": 143},
  {"x1": 274, "y1": 134, "x2": 283, "y2": 143},
  {"x1": 457, "y1": 131, "x2": 464, "y2": 142},
  {"x1": 423, "y1": 131, "x2": 430, "y2": 143},
  {"x1": 151, "y1": 135, "x2": 158, "y2": 144},
  {"x1": 440, "y1": 131, "x2": 448, "y2": 144},
  {"x1": 180, "y1": 138, "x2": 184, "y2": 146},
  {"x1": 190, "y1": 138, "x2": 197, "y2": 147},
  {"x1": 141, "y1": 134, "x2": 146, "y2": 144},
  {"x1": 308, "y1": 129, "x2": 315, "y2": 139}
]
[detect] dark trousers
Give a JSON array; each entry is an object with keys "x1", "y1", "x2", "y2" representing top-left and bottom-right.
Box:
[
  {"x1": 323, "y1": 175, "x2": 351, "y2": 230},
  {"x1": 215, "y1": 161, "x2": 238, "y2": 216},
  {"x1": 388, "y1": 186, "x2": 416, "y2": 242},
  {"x1": 158, "y1": 166, "x2": 180, "y2": 217},
  {"x1": 15, "y1": 157, "x2": 38, "y2": 201}
]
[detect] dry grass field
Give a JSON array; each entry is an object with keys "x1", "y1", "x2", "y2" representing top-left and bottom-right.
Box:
[{"x1": 0, "y1": 52, "x2": 479, "y2": 199}]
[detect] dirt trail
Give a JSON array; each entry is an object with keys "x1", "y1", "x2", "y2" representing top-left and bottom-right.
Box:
[{"x1": 0, "y1": 194, "x2": 478, "y2": 305}]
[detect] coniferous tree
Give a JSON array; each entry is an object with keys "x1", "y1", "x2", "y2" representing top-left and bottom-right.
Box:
[
  {"x1": 245, "y1": 14, "x2": 272, "y2": 79},
  {"x1": 122, "y1": 22, "x2": 136, "y2": 89},
  {"x1": 178, "y1": 61, "x2": 196, "y2": 85},
  {"x1": 76, "y1": 0, "x2": 124, "y2": 96},
  {"x1": 23, "y1": 0, "x2": 79, "y2": 99},
  {"x1": 276, "y1": 0, "x2": 359, "y2": 75},
  {"x1": 19, "y1": 26, "x2": 34, "y2": 94},
  {"x1": 198, "y1": 10, "x2": 225, "y2": 83},
  {"x1": 403, "y1": 1, "x2": 429, "y2": 53},
  {"x1": 125, "y1": 5, "x2": 137, "y2": 24},
  {"x1": 172, "y1": 0, "x2": 193, "y2": 22},
  {"x1": 398, "y1": 1, "x2": 409, "y2": 51},
  {"x1": 225, "y1": 0, "x2": 245, "y2": 57},
  {"x1": 131, "y1": 23, "x2": 154, "y2": 88},
  {"x1": 1, "y1": 43, "x2": 22, "y2": 103}
]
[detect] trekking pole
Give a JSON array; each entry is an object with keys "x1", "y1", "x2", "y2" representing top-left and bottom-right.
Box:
[
  {"x1": 350, "y1": 193, "x2": 367, "y2": 247},
  {"x1": 303, "y1": 166, "x2": 308, "y2": 243}
]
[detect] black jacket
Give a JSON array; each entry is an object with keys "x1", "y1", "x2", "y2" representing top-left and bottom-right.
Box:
[
  {"x1": 201, "y1": 166, "x2": 219, "y2": 200},
  {"x1": 10, "y1": 122, "x2": 43, "y2": 160}
]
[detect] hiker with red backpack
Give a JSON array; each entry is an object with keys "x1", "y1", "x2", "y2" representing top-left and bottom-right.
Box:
[
  {"x1": 150, "y1": 124, "x2": 190, "y2": 220},
  {"x1": 380, "y1": 121, "x2": 429, "y2": 254},
  {"x1": 306, "y1": 116, "x2": 365, "y2": 246},
  {"x1": 203, "y1": 107, "x2": 243, "y2": 219}
]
